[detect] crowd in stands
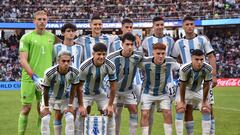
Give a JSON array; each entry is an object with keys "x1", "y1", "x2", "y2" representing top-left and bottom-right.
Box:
[
  {"x1": 207, "y1": 31, "x2": 240, "y2": 78},
  {"x1": 0, "y1": 33, "x2": 21, "y2": 81},
  {"x1": 0, "y1": 29, "x2": 239, "y2": 81},
  {"x1": 0, "y1": 0, "x2": 239, "y2": 22}
]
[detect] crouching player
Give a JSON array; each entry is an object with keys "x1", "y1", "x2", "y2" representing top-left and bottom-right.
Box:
[
  {"x1": 140, "y1": 43, "x2": 180, "y2": 135},
  {"x1": 79, "y1": 43, "x2": 117, "y2": 135},
  {"x1": 175, "y1": 49, "x2": 212, "y2": 135},
  {"x1": 40, "y1": 50, "x2": 86, "y2": 135}
]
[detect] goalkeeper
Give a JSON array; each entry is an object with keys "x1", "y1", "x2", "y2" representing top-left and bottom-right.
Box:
[{"x1": 18, "y1": 10, "x2": 59, "y2": 135}]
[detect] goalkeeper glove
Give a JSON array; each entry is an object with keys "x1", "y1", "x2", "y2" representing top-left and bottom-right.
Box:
[{"x1": 32, "y1": 73, "x2": 44, "y2": 92}]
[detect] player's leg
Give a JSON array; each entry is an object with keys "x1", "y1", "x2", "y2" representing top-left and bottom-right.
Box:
[
  {"x1": 140, "y1": 94, "x2": 154, "y2": 135},
  {"x1": 65, "y1": 111, "x2": 75, "y2": 135},
  {"x1": 185, "y1": 105, "x2": 194, "y2": 135},
  {"x1": 73, "y1": 97, "x2": 85, "y2": 135},
  {"x1": 54, "y1": 110, "x2": 63, "y2": 135},
  {"x1": 125, "y1": 92, "x2": 138, "y2": 135},
  {"x1": 209, "y1": 88, "x2": 215, "y2": 135},
  {"x1": 148, "y1": 103, "x2": 155, "y2": 135},
  {"x1": 41, "y1": 113, "x2": 51, "y2": 135},
  {"x1": 200, "y1": 103, "x2": 211, "y2": 135},
  {"x1": 113, "y1": 94, "x2": 123, "y2": 135},
  {"x1": 18, "y1": 82, "x2": 35, "y2": 135},
  {"x1": 36, "y1": 90, "x2": 43, "y2": 135},
  {"x1": 161, "y1": 97, "x2": 173, "y2": 135},
  {"x1": 175, "y1": 89, "x2": 185, "y2": 135}
]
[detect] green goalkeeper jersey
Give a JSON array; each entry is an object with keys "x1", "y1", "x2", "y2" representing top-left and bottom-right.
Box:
[{"x1": 19, "y1": 30, "x2": 55, "y2": 82}]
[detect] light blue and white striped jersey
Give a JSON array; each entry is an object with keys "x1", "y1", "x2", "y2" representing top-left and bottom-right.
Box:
[
  {"x1": 54, "y1": 43, "x2": 84, "y2": 69},
  {"x1": 107, "y1": 50, "x2": 143, "y2": 93},
  {"x1": 108, "y1": 36, "x2": 143, "y2": 54},
  {"x1": 42, "y1": 65, "x2": 80, "y2": 100},
  {"x1": 180, "y1": 62, "x2": 212, "y2": 91},
  {"x1": 75, "y1": 34, "x2": 118, "y2": 60},
  {"x1": 171, "y1": 35, "x2": 214, "y2": 64},
  {"x1": 141, "y1": 57, "x2": 180, "y2": 96},
  {"x1": 142, "y1": 35, "x2": 174, "y2": 56},
  {"x1": 79, "y1": 58, "x2": 117, "y2": 95}
]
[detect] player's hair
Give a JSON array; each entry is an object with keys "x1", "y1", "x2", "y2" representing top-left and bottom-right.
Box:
[
  {"x1": 121, "y1": 18, "x2": 133, "y2": 25},
  {"x1": 183, "y1": 15, "x2": 195, "y2": 22},
  {"x1": 191, "y1": 49, "x2": 204, "y2": 56},
  {"x1": 61, "y1": 23, "x2": 77, "y2": 33},
  {"x1": 152, "y1": 16, "x2": 164, "y2": 23},
  {"x1": 122, "y1": 32, "x2": 136, "y2": 43},
  {"x1": 34, "y1": 10, "x2": 47, "y2": 19},
  {"x1": 91, "y1": 15, "x2": 102, "y2": 22},
  {"x1": 57, "y1": 50, "x2": 72, "y2": 61},
  {"x1": 93, "y1": 43, "x2": 107, "y2": 52},
  {"x1": 152, "y1": 43, "x2": 166, "y2": 50}
]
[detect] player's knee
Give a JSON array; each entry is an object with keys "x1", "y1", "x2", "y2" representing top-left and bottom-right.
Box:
[
  {"x1": 141, "y1": 111, "x2": 149, "y2": 122},
  {"x1": 130, "y1": 114, "x2": 138, "y2": 127},
  {"x1": 54, "y1": 119, "x2": 62, "y2": 126},
  {"x1": 21, "y1": 105, "x2": 31, "y2": 115}
]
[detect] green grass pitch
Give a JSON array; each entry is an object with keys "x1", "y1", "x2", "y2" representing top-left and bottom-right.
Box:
[{"x1": 0, "y1": 87, "x2": 239, "y2": 135}]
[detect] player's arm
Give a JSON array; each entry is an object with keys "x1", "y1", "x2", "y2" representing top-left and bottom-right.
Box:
[
  {"x1": 203, "y1": 80, "x2": 210, "y2": 103},
  {"x1": 207, "y1": 53, "x2": 217, "y2": 87},
  {"x1": 19, "y1": 52, "x2": 34, "y2": 77},
  {"x1": 41, "y1": 86, "x2": 51, "y2": 117},
  {"x1": 76, "y1": 81, "x2": 87, "y2": 117},
  {"x1": 107, "y1": 80, "x2": 116, "y2": 117}
]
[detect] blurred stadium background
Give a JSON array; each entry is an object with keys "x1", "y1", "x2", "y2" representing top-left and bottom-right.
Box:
[{"x1": 0, "y1": 0, "x2": 239, "y2": 134}]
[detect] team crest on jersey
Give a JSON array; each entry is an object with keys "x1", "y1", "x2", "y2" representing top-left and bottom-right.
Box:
[{"x1": 48, "y1": 38, "x2": 54, "y2": 44}]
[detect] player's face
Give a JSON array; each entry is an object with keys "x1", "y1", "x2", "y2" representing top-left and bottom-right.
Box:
[
  {"x1": 192, "y1": 55, "x2": 204, "y2": 71},
  {"x1": 183, "y1": 20, "x2": 195, "y2": 35},
  {"x1": 153, "y1": 49, "x2": 166, "y2": 64},
  {"x1": 93, "y1": 51, "x2": 106, "y2": 66},
  {"x1": 122, "y1": 39, "x2": 134, "y2": 56},
  {"x1": 58, "y1": 55, "x2": 71, "y2": 73},
  {"x1": 91, "y1": 19, "x2": 102, "y2": 35},
  {"x1": 153, "y1": 20, "x2": 164, "y2": 35},
  {"x1": 121, "y1": 23, "x2": 133, "y2": 34},
  {"x1": 34, "y1": 14, "x2": 48, "y2": 30},
  {"x1": 63, "y1": 28, "x2": 76, "y2": 40}
]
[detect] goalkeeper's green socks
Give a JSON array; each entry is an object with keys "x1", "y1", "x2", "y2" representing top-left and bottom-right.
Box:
[{"x1": 18, "y1": 113, "x2": 28, "y2": 135}]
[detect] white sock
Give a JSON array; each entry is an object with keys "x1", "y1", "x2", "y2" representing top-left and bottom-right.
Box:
[
  {"x1": 75, "y1": 111, "x2": 84, "y2": 135},
  {"x1": 54, "y1": 125, "x2": 62, "y2": 135},
  {"x1": 41, "y1": 114, "x2": 50, "y2": 135},
  {"x1": 129, "y1": 114, "x2": 138, "y2": 135},
  {"x1": 115, "y1": 106, "x2": 123, "y2": 135},
  {"x1": 148, "y1": 104, "x2": 155, "y2": 135},
  {"x1": 185, "y1": 121, "x2": 194, "y2": 135},
  {"x1": 175, "y1": 113, "x2": 184, "y2": 135},
  {"x1": 210, "y1": 119, "x2": 215, "y2": 135},
  {"x1": 107, "y1": 114, "x2": 115, "y2": 135},
  {"x1": 65, "y1": 112, "x2": 74, "y2": 135},
  {"x1": 163, "y1": 123, "x2": 172, "y2": 135},
  {"x1": 202, "y1": 114, "x2": 211, "y2": 135},
  {"x1": 142, "y1": 126, "x2": 149, "y2": 135}
]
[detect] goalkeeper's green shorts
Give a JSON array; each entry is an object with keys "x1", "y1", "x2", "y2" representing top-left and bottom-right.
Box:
[{"x1": 20, "y1": 81, "x2": 42, "y2": 105}]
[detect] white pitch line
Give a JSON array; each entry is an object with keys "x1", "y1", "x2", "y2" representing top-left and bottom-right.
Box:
[{"x1": 214, "y1": 106, "x2": 240, "y2": 112}]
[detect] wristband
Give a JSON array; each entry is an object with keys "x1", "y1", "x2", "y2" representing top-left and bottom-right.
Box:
[
  {"x1": 44, "y1": 106, "x2": 49, "y2": 109},
  {"x1": 68, "y1": 104, "x2": 73, "y2": 107}
]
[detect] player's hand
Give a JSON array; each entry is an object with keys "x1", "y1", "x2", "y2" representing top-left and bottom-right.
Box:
[
  {"x1": 105, "y1": 105, "x2": 114, "y2": 117},
  {"x1": 78, "y1": 105, "x2": 87, "y2": 117},
  {"x1": 32, "y1": 73, "x2": 44, "y2": 92},
  {"x1": 41, "y1": 107, "x2": 51, "y2": 117},
  {"x1": 67, "y1": 106, "x2": 75, "y2": 115},
  {"x1": 176, "y1": 101, "x2": 185, "y2": 113},
  {"x1": 135, "y1": 35, "x2": 142, "y2": 48},
  {"x1": 212, "y1": 76, "x2": 217, "y2": 88},
  {"x1": 201, "y1": 102, "x2": 211, "y2": 114}
]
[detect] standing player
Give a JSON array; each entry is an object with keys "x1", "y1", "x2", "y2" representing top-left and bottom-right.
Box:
[
  {"x1": 175, "y1": 49, "x2": 212, "y2": 135},
  {"x1": 79, "y1": 43, "x2": 117, "y2": 135},
  {"x1": 107, "y1": 33, "x2": 143, "y2": 135},
  {"x1": 54, "y1": 23, "x2": 84, "y2": 135},
  {"x1": 171, "y1": 16, "x2": 217, "y2": 135},
  {"x1": 18, "y1": 10, "x2": 58, "y2": 135},
  {"x1": 140, "y1": 43, "x2": 180, "y2": 135},
  {"x1": 141, "y1": 16, "x2": 175, "y2": 134},
  {"x1": 142, "y1": 16, "x2": 174, "y2": 57},
  {"x1": 75, "y1": 15, "x2": 118, "y2": 59},
  {"x1": 40, "y1": 51, "x2": 86, "y2": 135}
]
